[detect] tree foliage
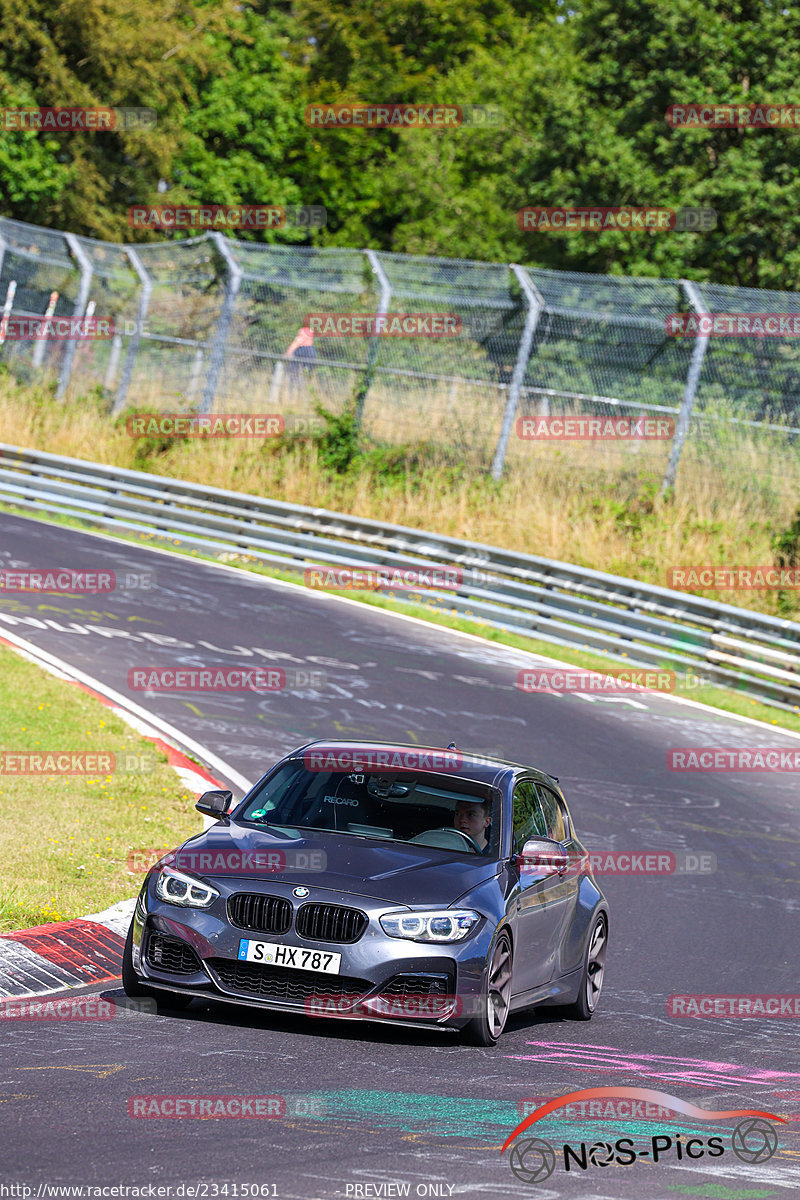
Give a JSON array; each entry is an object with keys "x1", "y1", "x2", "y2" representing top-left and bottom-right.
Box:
[{"x1": 1, "y1": 0, "x2": 798, "y2": 285}]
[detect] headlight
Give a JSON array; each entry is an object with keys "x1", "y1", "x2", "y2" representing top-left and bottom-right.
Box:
[
  {"x1": 155, "y1": 866, "x2": 219, "y2": 909},
  {"x1": 379, "y1": 909, "x2": 481, "y2": 943}
]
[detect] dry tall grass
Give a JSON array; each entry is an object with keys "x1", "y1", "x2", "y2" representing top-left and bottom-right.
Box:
[{"x1": 1, "y1": 372, "x2": 798, "y2": 619}]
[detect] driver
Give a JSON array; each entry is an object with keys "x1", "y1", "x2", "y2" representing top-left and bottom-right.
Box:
[{"x1": 453, "y1": 798, "x2": 491, "y2": 851}]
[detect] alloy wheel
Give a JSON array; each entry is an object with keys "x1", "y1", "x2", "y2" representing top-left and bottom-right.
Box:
[
  {"x1": 585, "y1": 917, "x2": 607, "y2": 1012},
  {"x1": 487, "y1": 934, "x2": 513, "y2": 1037}
]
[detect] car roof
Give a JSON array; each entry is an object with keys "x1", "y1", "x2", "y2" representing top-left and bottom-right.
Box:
[{"x1": 289, "y1": 740, "x2": 561, "y2": 791}]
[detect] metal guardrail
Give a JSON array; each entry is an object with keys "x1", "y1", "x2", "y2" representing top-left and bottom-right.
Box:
[{"x1": 0, "y1": 441, "x2": 798, "y2": 713}]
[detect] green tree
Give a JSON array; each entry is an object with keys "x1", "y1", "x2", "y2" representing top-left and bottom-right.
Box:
[
  {"x1": 503, "y1": 0, "x2": 800, "y2": 285},
  {"x1": 296, "y1": 0, "x2": 556, "y2": 249},
  {"x1": 0, "y1": 0, "x2": 255, "y2": 238}
]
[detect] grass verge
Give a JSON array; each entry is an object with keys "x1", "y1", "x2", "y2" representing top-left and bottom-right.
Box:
[{"x1": 0, "y1": 642, "x2": 202, "y2": 933}]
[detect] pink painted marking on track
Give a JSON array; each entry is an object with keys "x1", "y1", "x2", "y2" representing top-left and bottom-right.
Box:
[{"x1": 505, "y1": 1041, "x2": 800, "y2": 1089}]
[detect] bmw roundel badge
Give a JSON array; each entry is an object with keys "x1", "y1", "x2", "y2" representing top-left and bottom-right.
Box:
[{"x1": 293, "y1": 886, "x2": 310, "y2": 897}]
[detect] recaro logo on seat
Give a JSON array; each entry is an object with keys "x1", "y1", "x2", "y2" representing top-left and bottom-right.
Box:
[{"x1": 323, "y1": 795, "x2": 359, "y2": 806}]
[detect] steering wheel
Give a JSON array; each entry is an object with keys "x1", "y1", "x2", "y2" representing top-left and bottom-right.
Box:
[{"x1": 426, "y1": 827, "x2": 482, "y2": 854}]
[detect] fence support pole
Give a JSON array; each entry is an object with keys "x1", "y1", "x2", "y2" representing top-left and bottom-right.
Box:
[
  {"x1": 104, "y1": 334, "x2": 123, "y2": 392},
  {"x1": 32, "y1": 290, "x2": 59, "y2": 370},
  {"x1": 112, "y1": 247, "x2": 153, "y2": 414},
  {"x1": 356, "y1": 249, "x2": 393, "y2": 429},
  {"x1": 0, "y1": 280, "x2": 16, "y2": 346},
  {"x1": 0, "y1": 231, "x2": 7, "y2": 284},
  {"x1": 199, "y1": 234, "x2": 242, "y2": 415},
  {"x1": 56, "y1": 234, "x2": 93, "y2": 399},
  {"x1": 491, "y1": 265, "x2": 544, "y2": 480},
  {"x1": 659, "y1": 280, "x2": 710, "y2": 497},
  {"x1": 187, "y1": 349, "x2": 205, "y2": 403},
  {"x1": 269, "y1": 360, "x2": 285, "y2": 407}
]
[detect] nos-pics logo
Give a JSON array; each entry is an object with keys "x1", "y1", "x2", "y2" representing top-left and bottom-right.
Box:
[{"x1": 502, "y1": 1088, "x2": 784, "y2": 1184}]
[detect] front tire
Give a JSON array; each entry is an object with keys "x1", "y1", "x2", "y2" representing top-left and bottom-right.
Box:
[
  {"x1": 463, "y1": 931, "x2": 513, "y2": 1046},
  {"x1": 564, "y1": 913, "x2": 607, "y2": 1021},
  {"x1": 121, "y1": 922, "x2": 193, "y2": 1010}
]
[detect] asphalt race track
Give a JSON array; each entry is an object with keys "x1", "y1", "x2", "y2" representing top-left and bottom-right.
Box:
[{"x1": 1, "y1": 511, "x2": 799, "y2": 1199}]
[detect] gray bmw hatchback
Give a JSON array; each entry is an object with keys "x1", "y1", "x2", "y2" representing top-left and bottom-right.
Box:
[{"x1": 123, "y1": 741, "x2": 608, "y2": 1044}]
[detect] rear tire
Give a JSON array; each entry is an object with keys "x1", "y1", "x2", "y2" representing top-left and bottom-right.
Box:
[
  {"x1": 563, "y1": 913, "x2": 607, "y2": 1021},
  {"x1": 463, "y1": 931, "x2": 513, "y2": 1046},
  {"x1": 121, "y1": 922, "x2": 193, "y2": 1011}
]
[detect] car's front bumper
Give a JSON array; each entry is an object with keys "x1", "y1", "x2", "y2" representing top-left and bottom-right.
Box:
[{"x1": 130, "y1": 874, "x2": 494, "y2": 1030}]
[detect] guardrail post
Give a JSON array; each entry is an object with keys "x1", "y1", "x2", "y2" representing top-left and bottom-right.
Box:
[
  {"x1": 112, "y1": 247, "x2": 153, "y2": 414},
  {"x1": 355, "y1": 249, "x2": 393, "y2": 429},
  {"x1": 660, "y1": 280, "x2": 710, "y2": 497},
  {"x1": 491, "y1": 265, "x2": 545, "y2": 479},
  {"x1": 56, "y1": 234, "x2": 93, "y2": 399},
  {"x1": 199, "y1": 234, "x2": 243, "y2": 415}
]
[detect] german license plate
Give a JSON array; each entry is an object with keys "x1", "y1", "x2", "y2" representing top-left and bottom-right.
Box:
[{"x1": 237, "y1": 939, "x2": 341, "y2": 974}]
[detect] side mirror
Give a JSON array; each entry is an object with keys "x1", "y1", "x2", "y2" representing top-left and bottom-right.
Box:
[
  {"x1": 518, "y1": 836, "x2": 569, "y2": 877},
  {"x1": 195, "y1": 789, "x2": 234, "y2": 818}
]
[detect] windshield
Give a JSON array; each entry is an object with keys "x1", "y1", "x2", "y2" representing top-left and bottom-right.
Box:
[{"x1": 237, "y1": 762, "x2": 501, "y2": 857}]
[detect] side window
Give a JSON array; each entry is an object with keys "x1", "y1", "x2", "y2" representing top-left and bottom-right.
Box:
[
  {"x1": 512, "y1": 781, "x2": 547, "y2": 850},
  {"x1": 536, "y1": 785, "x2": 567, "y2": 843}
]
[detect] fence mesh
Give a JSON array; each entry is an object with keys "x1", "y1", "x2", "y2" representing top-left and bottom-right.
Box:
[
  {"x1": 129, "y1": 238, "x2": 224, "y2": 407},
  {"x1": 221, "y1": 244, "x2": 376, "y2": 421},
  {"x1": 0, "y1": 219, "x2": 79, "y2": 381},
  {"x1": 1, "y1": 216, "x2": 799, "y2": 504},
  {"x1": 694, "y1": 280, "x2": 800, "y2": 427}
]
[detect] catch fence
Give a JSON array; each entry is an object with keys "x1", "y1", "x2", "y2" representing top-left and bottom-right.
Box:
[{"x1": 1, "y1": 217, "x2": 799, "y2": 496}]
